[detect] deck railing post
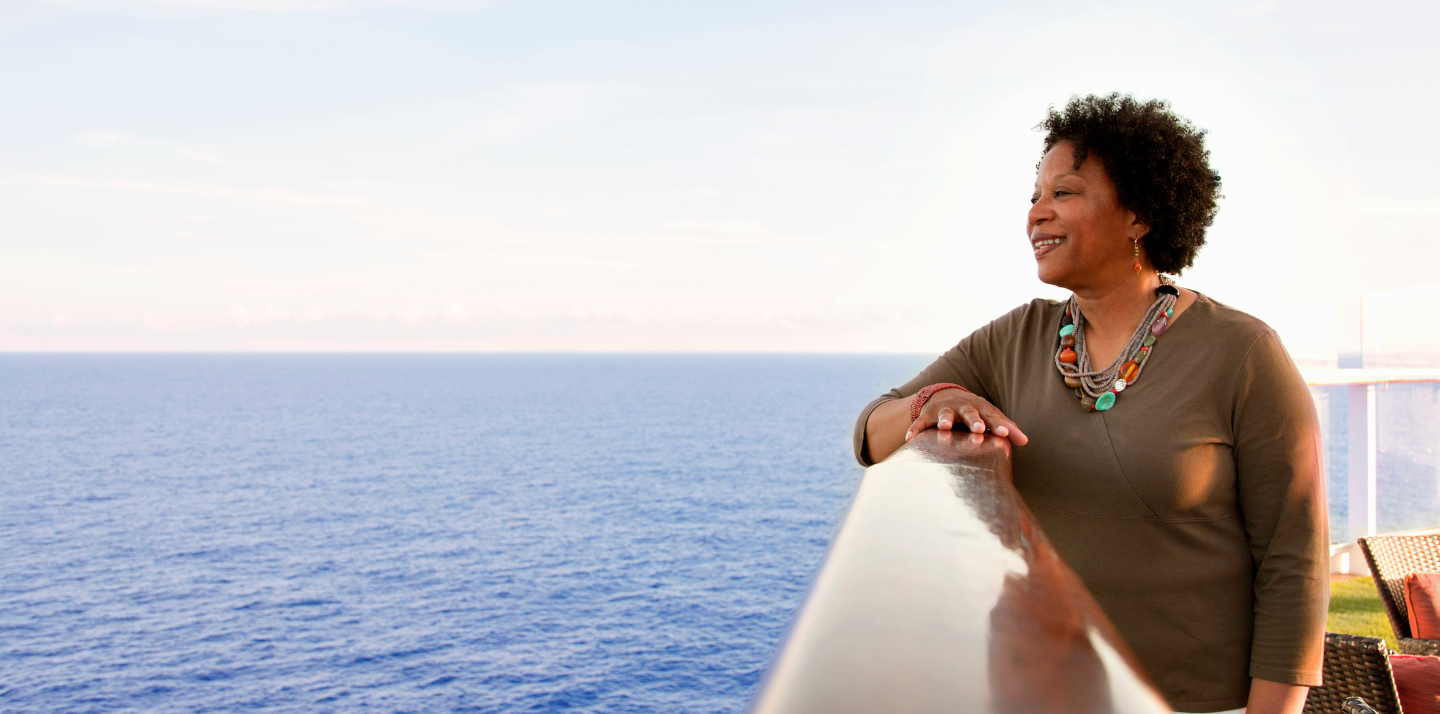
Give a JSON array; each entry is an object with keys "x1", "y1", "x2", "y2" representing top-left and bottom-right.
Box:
[
  {"x1": 1301, "y1": 368, "x2": 1440, "y2": 573},
  {"x1": 1339, "y1": 291, "x2": 1376, "y2": 543},
  {"x1": 1347, "y1": 383, "x2": 1378, "y2": 541}
]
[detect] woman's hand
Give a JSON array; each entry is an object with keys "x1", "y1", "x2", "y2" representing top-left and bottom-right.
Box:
[
  {"x1": 865, "y1": 387, "x2": 1029, "y2": 463},
  {"x1": 906, "y1": 388, "x2": 1029, "y2": 444}
]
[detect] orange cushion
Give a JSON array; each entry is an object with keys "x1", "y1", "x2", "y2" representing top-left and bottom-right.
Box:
[
  {"x1": 1390, "y1": 655, "x2": 1440, "y2": 714},
  {"x1": 1406, "y1": 573, "x2": 1440, "y2": 639}
]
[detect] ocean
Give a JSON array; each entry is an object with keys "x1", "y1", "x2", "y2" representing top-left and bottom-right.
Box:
[
  {"x1": 0, "y1": 354, "x2": 930, "y2": 713},
  {"x1": 7, "y1": 354, "x2": 1439, "y2": 713}
]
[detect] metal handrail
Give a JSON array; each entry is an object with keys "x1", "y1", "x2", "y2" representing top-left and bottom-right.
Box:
[
  {"x1": 749, "y1": 431, "x2": 1172, "y2": 714},
  {"x1": 1301, "y1": 368, "x2": 1440, "y2": 386}
]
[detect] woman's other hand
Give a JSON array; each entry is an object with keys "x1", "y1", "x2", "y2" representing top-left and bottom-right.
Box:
[
  {"x1": 864, "y1": 387, "x2": 1029, "y2": 463},
  {"x1": 907, "y1": 388, "x2": 1029, "y2": 445}
]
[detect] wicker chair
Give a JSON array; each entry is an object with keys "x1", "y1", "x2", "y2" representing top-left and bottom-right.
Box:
[
  {"x1": 1303, "y1": 633, "x2": 1404, "y2": 714},
  {"x1": 1359, "y1": 534, "x2": 1440, "y2": 655}
]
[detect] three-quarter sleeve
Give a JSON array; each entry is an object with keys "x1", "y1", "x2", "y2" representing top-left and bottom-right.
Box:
[{"x1": 1231, "y1": 329, "x2": 1329, "y2": 686}]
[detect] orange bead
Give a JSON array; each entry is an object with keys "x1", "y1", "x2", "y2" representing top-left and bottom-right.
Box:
[
  {"x1": 1059, "y1": 348, "x2": 1078, "y2": 364},
  {"x1": 1120, "y1": 361, "x2": 1138, "y2": 382}
]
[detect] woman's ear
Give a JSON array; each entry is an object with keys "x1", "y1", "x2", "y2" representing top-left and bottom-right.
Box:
[{"x1": 1129, "y1": 213, "x2": 1151, "y2": 241}]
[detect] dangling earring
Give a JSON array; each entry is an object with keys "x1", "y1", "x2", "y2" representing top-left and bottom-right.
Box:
[{"x1": 1132, "y1": 238, "x2": 1142, "y2": 275}]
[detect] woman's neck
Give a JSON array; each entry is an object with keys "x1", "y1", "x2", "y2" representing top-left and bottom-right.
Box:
[{"x1": 1073, "y1": 273, "x2": 1162, "y2": 341}]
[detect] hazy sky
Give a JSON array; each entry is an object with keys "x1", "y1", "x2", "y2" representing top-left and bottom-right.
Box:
[{"x1": 2, "y1": 0, "x2": 1435, "y2": 354}]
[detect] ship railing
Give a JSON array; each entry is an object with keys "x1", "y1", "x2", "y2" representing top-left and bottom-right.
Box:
[
  {"x1": 1302, "y1": 368, "x2": 1440, "y2": 574},
  {"x1": 748, "y1": 430, "x2": 1172, "y2": 714}
]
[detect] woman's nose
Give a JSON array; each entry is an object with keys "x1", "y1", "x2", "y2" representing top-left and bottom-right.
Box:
[{"x1": 1027, "y1": 199, "x2": 1050, "y2": 229}]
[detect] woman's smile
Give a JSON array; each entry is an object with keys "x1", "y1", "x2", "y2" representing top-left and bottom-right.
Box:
[{"x1": 1031, "y1": 233, "x2": 1066, "y2": 258}]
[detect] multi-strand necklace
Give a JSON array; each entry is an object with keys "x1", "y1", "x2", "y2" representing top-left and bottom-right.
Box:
[{"x1": 1054, "y1": 280, "x2": 1179, "y2": 412}]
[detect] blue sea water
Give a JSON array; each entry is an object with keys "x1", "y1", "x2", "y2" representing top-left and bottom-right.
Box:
[{"x1": 0, "y1": 354, "x2": 929, "y2": 714}]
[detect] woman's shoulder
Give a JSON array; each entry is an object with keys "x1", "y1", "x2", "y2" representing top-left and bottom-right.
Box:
[
  {"x1": 1183, "y1": 291, "x2": 1279, "y2": 346},
  {"x1": 1178, "y1": 292, "x2": 1303, "y2": 382},
  {"x1": 988, "y1": 298, "x2": 1067, "y2": 333},
  {"x1": 954, "y1": 299, "x2": 1065, "y2": 351},
  {"x1": 948, "y1": 299, "x2": 1063, "y2": 361}
]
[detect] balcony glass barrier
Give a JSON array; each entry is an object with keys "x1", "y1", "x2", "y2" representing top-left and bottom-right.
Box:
[{"x1": 1310, "y1": 377, "x2": 1440, "y2": 543}]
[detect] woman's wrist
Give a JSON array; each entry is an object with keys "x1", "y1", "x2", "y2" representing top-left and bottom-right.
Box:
[{"x1": 909, "y1": 383, "x2": 968, "y2": 422}]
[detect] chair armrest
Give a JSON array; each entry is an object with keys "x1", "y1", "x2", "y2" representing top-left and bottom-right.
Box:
[
  {"x1": 1304, "y1": 633, "x2": 1404, "y2": 714},
  {"x1": 1399, "y1": 637, "x2": 1440, "y2": 656}
]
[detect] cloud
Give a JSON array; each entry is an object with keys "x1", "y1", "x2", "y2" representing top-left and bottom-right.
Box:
[
  {"x1": 1342, "y1": 197, "x2": 1440, "y2": 217},
  {"x1": 74, "y1": 130, "x2": 237, "y2": 168},
  {"x1": 228, "y1": 303, "x2": 328, "y2": 328},
  {"x1": 37, "y1": 0, "x2": 485, "y2": 12},
  {"x1": 12, "y1": 178, "x2": 368, "y2": 206},
  {"x1": 664, "y1": 219, "x2": 765, "y2": 235},
  {"x1": 463, "y1": 82, "x2": 611, "y2": 146},
  {"x1": 47, "y1": 0, "x2": 343, "y2": 9}
]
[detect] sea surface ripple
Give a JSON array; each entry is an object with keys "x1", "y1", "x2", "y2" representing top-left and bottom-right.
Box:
[{"x1": 0, "y1": 354, "x2": 926, "y2": 713}]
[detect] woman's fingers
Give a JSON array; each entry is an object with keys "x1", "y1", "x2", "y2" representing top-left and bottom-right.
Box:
[
  {"x1": 904, "y1": 411, "x2": 934, "y2": 441},
  {"x1": 979, "y1": 408, "x2": 1029, "y2": 445},
  {"x1": 905, "y1": 392, "x2": 1031, "y2": 446},
  {"x1": 1006, "y1": 423, "x2": 1029, "y2": 445},
  {"x1": 936, "y1": 406, "x2": 956, "y2": 431},
  {"x1": 957, "y1": 405, "x2": 986, "y2": 433}
]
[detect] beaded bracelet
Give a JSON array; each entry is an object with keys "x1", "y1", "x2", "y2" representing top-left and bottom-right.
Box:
[{"x1": 909, "y1": 383, "x2": 969, "y2": 422}]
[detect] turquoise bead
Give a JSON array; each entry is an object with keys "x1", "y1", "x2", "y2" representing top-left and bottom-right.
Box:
[
  {"x1": 1095, "y1": 392, "x2": 1117, "y2": 411},
  {"x1": 1059, "y1": 324, "x2": 1075, "y2": 338}
]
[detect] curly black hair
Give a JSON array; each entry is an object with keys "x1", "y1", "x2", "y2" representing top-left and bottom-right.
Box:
[{"x1": 1040, "y1": 93, "x2": 1222, "y2": 275}]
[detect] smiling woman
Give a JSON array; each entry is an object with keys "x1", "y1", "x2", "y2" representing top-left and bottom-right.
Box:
[{"x1": 854, "y1": 94, "x2": 1328, "y2": 714}]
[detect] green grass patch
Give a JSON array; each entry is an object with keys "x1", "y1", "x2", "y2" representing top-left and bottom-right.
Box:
[{"x1": 1328, "y1": 577, "x2": 1397, "y2": 651}]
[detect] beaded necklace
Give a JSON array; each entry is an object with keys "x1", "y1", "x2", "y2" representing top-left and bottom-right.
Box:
[{"x1": 1054, "y1": 279, "x2": 1179, "y2": 412}]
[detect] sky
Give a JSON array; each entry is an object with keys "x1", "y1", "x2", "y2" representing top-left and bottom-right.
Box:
[{"x1": 1, "y1": 0, "x2": 1436, "y2": 356}]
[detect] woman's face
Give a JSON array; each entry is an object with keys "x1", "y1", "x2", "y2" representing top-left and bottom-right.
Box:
[{"x1": 1027, "y1": 141, "x2": 1147, "y2": 292}]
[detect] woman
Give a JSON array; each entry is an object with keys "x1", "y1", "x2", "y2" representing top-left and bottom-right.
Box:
[{"x1": 854, "y1": 94, "x2": 1327, "y2": 714}]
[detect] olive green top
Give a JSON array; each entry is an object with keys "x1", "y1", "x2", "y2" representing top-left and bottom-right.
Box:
[{"x1": 853, "y1": 293, "x2": 1328, "y2": 713}]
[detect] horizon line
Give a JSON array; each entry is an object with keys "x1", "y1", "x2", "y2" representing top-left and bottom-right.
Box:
[{"x1": 0, "y1": 349, "x2": 940, "y2": 356}]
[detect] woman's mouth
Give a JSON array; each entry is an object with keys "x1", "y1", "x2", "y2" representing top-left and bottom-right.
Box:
[{"x1": 1032, "y1": 235, "x2": 1066, "y2": 258}]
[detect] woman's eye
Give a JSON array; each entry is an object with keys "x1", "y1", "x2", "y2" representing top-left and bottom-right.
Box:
[
  {"x1": 1054, "y1": 189, "x2": 1070, "y2": 197},
  {"x1": 1030, "y1": 195, "x2": 1039, "y2": 205}
]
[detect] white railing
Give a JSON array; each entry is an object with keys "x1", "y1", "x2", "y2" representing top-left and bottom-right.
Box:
[
  {"x1": 1301, "y1": 369, "x2": 1440, "y2": 574},
  {"x1": 749, "y1": 431, "x2": 1171, "y2": 714},
  {"x1": 1300, "y1": 369, "x2": 1440, "y2": 387}
]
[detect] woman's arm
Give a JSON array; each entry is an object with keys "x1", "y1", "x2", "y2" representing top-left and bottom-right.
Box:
[
  {"x1": 1246, "y1": 678, "x2": 1308, "y2": 714},
  {"x1": 853, "y1": 302, "x2": 1042, "y2": 466},
  {"x1": 863, "y1": 387, "x2": 1028, "y2": 464},
  {"x1": 861, "y1": 397, "x2": 914, "y2": 464},
  {"x1": 1233, "y1": 330, "x2": 1329, "y2": 692}
]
